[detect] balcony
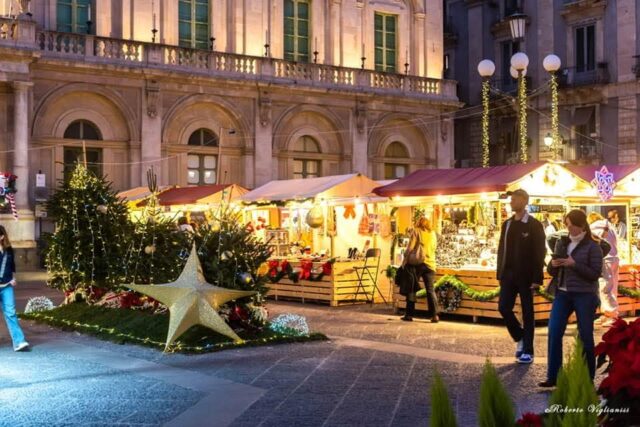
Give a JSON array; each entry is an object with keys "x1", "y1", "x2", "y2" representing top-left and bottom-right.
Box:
[
  {"x1": 558, "y1": 63, "x2": 609, "y2": 87},
  {"x1": 563, "y1": 137, "x2": 603, "y2": 164},
  {"x1": 0, "y1": 17, "x2": 457, "y2": 102}
]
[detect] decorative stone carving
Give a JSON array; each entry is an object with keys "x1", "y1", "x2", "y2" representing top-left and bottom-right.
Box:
[
  {"x1": 355, "y1": 100, "x2": 367, "y2": 134},
  {"x1": 259, "y1": 93, "x2": 272, "y2": 127},
  {"x1": 441, "y1": 117, "x2": 451, "y2": 145},
  {"x1": 145, "y1": 80, "x2": 160, "y2": 118}
]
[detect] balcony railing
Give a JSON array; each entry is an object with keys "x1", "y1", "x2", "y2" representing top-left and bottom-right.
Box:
[
  {"x1": 558, "y1": 63, "x2": 609, "y2": 87},
  {"x1": 0, "y1": 18, "x2": 457, "y2": 101}
]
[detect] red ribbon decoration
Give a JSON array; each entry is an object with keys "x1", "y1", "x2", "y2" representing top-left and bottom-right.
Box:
[{"x1": 300, "y1": 260, "x2": 313, "y2": 280}]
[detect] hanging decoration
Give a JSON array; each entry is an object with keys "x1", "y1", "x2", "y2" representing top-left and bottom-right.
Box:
[
  {"x1": 0, "y1": 172, "x2": 18, "y2": 220},
  {"x1": 549, "y1": 71, "x2": 560, "y2": 160},
  {"x1": 591, "y1": 166, "x2": 616, "y2": 202},
  {"x1": 343, "y1": 204, "x2": 356, "y2": 219},
  {"x1": 305, "y1": 206, "x2": 324, "y2": 228},
  {"x1": 481, "y1": 79, "x2": 490, "y2": 167}
]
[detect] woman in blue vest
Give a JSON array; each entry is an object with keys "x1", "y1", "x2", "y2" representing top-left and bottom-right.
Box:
[{"x1": 0, "y1": 225, "x2": 29, "y2": 351}]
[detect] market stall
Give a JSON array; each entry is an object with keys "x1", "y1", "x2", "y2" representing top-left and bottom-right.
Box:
[
  {"x1": 129, "y1": 184, "x2": 248, "y2": 223},
  {"x1": 239, "y1": 174, "x2": 394, "y2": 305},
  {"x1": 374, "y1": 162, "x2": 640, "y2": 321}
]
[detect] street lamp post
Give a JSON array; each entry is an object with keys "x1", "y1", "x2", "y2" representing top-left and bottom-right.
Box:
[
  {"x1": 543, "y1": 54, "x2": 562, "y2": 161},
  {"x1": 477, "y1": 59, "x2": 496, "y2": 167}
]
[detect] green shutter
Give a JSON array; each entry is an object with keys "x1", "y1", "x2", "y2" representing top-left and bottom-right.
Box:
[
  {"x1": 179, "y1": 0, "x2": 210, "y2": 49},
  {"x1": 374, "y1": 12, "x2": 397, "y2": 72},
  {"x1": 283, "y1": 0, "x2": 310, "y2": 62},
  {"x1": 57, "y1": 0, "x2": 91, "y2": 34}
]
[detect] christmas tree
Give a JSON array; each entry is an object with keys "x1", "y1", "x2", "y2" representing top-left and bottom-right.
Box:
[
  {"x1": 124, "y1": 169, "x2": 191, "y2": 285},
  {"x1": 45, "y1": 163, "x2": 132, "y2": 292},
  {"x1": 195, "y1": 205, "x2": 272, "y2": 300}
]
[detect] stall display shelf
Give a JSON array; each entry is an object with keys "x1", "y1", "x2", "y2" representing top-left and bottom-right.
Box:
[
  {"x1": 266, "y1": 259, "x2": 391, "y2": 306},
  {"x1": 394, "y1": 265, "x2": 639, "y2": 322}
]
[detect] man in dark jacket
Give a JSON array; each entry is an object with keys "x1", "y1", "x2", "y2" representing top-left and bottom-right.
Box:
[{"x1": 496, "y1": 189, "x2": 546, "y2": 364}]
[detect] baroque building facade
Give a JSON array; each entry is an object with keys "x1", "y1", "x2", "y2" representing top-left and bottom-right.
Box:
[
  {"x1": 0, "y1": 0, "x2": 458, "y2": 264},
  {"x1": 445, "y1": 0, "x2": 640, "y2": 167}
]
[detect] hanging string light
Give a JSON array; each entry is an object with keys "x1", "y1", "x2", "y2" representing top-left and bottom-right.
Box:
[
  {"x1": 481, "y1": 80, "x2": 491, "y2": 167},
  {"x1": 518, "y1": 73, "x2": 528, "y2": 163}
]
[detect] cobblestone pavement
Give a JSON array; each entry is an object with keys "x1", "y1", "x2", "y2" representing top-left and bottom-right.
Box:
[{"x1": 0, "y1": 275, "x2": 621, "y2": 426}]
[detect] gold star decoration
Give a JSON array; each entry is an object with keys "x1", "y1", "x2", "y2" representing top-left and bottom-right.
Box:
[{"x1": 127, "y1": 245, "x2": 256, "y2": 350}]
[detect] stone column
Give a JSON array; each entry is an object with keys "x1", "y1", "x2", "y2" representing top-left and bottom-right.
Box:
[
  {"x1": 413, "y1": 13, "x2": 426, "y2": 77},
  {"x1": 253, "y1": 93, "x2": 273, "y2": 186},
  {"x1": 351, "y1": 100, "x2": 368, "y2": 174},
  {"x1": 12, "y1": 81, "x2": 32, "y2": 211},
  {"x1": 330, "y1": 0, "x2": 342, "y2": 66},
  {"x1": 140, "y1": 81, "x2": 163, "y2": 185}
]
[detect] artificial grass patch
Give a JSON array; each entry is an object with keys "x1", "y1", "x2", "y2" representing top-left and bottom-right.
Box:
[{"x1": 20, "y1": 303, "x2": 327, "y2": 353}]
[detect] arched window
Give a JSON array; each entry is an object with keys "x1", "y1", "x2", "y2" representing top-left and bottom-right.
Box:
[
  {"x1": 188, "y1": 128, "x2": 219, "y2": 146},
  {"x1": 179, "y1": 0, "x2": 210, "y2": 49},
  {"x1": 293, "y1": 136, "x2": 321, "y2": 179},
  {"x1": 186, "y1": 129, "x2": 218, "y2": 185},
  {"x1": 384, "y1": 141, "x2": 409, "y2": 179},
  {"x1": 64, "y1": 120, "x2": 102, "y2": 140},
  {"x1": 284, "y1": 0, "x2": 310, "y2": 62},
  {"x1": 57, "y1": 0, "x2": 93, "y2": 34}
]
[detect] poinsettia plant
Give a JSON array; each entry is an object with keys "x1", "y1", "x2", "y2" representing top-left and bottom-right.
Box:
[{"x1": 595, "y1": 317, "x2": 640, "y2": 426}]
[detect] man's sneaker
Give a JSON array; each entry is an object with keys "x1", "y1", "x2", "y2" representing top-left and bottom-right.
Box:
[
  {"x1": 515, "y1": 339, "x2": 524, "y2": 358},
  {"x1": 517, "y1": 353, "x2": 533, "y2": 364},
  {"x1": 14, "y1": 342, "x2": 30, "y2": 352}
]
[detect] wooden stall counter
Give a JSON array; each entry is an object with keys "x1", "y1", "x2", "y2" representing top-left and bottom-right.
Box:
[
  {"x1": 266, "y1": 258, "x2": 391, "y2": 306},
  {"x1": 394, "y1": 265, "x2": 640, "y2": 323}
]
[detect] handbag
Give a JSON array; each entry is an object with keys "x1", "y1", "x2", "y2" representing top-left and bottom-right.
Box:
[{"x1": 404, "y1": 230, "x2": 425, "y2": 266}]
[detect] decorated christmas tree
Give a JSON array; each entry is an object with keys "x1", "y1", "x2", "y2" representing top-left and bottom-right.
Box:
[
  {"x1": 195, "y1": 205, "x2": 271, "y2": 299},
  {"x1": 45, "y1": 163, "x2": 132, "y2": 293},
  {"x1": 124, "y1": 169, "x2": 191, "y2": 285}
]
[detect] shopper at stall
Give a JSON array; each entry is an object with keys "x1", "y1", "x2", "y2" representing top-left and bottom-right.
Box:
[
  {"x1": 496, "y1": 189, "x2": 546, "y2": 364},
  {"x1": 539, "y1": 210, "x2": 603, "y2": 388},
  {"x1": 401, "y1": 216, "x2": 440, "y2": 323},
  {"x1": 588, "y1": 212, "x2": 619, "y2": 327},
  {"x1": 607, "y1": 208, "x2": 627, "y2": 240},
  {"x1": 0, "y1": 225, "x2": 30, "y2": 352}
]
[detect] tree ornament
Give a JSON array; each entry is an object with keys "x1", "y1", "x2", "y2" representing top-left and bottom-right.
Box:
[
  {"x1": 306, "y1": 206, "x2": 324, "y2": 228},
  {"x1": 96, "y1": 204, "x2": 108, "y2": 214},
  {"x1": 144, "y1": 244, "x2": 156, "y2": 255},
  {"x1": 126, "y1": 245, "x2": 256, "y2": 350},
  {"x1": 220, "y1": 250, "x2": 233, "y2": 261},
  {"x1": 237, "y1": 272, "x2": 253, "y2": 285}
]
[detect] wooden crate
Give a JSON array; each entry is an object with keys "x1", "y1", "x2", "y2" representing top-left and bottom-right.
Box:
[{"x1": 266, "y1": 259, "x2": 391, "y2": 306}]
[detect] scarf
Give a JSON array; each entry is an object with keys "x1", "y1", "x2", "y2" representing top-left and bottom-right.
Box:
[{"x1": 567, "y1": 231, "x2": 586, "y2": 255}]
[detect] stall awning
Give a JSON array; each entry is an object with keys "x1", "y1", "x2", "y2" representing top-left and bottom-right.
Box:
[
  {"x1": 374, "y1": 163, "x2": 545, "y2": 197},
  {"x1": 563, "y1": 164, "x2": 639, "y2": 184},
  {"x1": 240, "y1": 174, "x2": 384, "y2": 203},
  {"x1": 117, "y1": 186, "x2": 175, "y2": 203},
  {"x1": 138, "y1": 184, "x2": 248, "y2": 207}
]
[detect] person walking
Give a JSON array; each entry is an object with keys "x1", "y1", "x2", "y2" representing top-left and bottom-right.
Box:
[
  {"x1": 0, "y1": 225, "x2": 30, "y2": 352},
  {"x1": 496, "y1": 189, "x2": 546, "y2": 364},
  {"x1": 539, "y1": 210, "x2": 603, "y2": 387},
  {"x1": 588, "y1": 212, "x2": 619, "y2": 327},
  {"x1": 401, "y1": 216, "x2": 440, "y2": 323}
]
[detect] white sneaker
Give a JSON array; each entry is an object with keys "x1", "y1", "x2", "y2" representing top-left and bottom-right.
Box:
[
  {"x1": 517, "y1": 353, "x2": 533, "y2": 364},
  {"x1": 515, "y1": 339, "x2": 524, "y2": 358},
  {"x1": 14, "y1": 342, "x2": 30, "y2": 352}
]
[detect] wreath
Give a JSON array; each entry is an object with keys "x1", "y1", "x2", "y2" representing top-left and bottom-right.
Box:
[{"x1": 435, "y1": 282, "x2": 463, "y2": 313}]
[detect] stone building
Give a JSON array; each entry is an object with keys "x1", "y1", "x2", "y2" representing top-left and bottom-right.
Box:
[
  {"x1": 0, "y1": 0, "x2": 458, "y2": 265},
  {"x1": 445, "y1": 0, "x2": 640, "y2": 167}
]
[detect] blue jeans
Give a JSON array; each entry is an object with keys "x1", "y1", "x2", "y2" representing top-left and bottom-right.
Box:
[
  {"x1": 547, "y1": 290, "x2": 599, "y2": 382},
  {"x1": 0, "y1": 285, "x2": 27, "y2": 348}
]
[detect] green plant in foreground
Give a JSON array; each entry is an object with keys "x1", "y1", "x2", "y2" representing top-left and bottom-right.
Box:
[
  {"x1": 430, "y1": 369, "x2": 458, "y2": 427},
  {"x1": 478, "y1": 359, "x2": 515, "y2": 427}
]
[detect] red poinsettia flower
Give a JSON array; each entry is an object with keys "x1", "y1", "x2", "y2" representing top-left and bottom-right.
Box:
[{"x1": 516, "y1": 412, "x2": 543, "y2": 427}]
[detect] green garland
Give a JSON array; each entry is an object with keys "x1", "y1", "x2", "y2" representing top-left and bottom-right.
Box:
[{"x1": 411, "y1": 274, "x2": 640, "y2": 304}]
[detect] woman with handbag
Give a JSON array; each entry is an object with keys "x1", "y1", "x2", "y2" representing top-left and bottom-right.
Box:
[
  {"x1": 539, "y1": 210, "x2": 602, "y2": 388},
  {"x1": 402, "y1": 216, "x2": 440, "y2": 323}
]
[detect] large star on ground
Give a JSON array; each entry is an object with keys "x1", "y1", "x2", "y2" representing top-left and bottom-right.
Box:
[{"x1": 127, "y1": 245, "x2": 256, "y2": 350}]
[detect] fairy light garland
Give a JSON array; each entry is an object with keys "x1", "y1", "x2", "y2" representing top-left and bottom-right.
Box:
[
  {"x1": 481, "y1": 79, "x2": 490, "y2": 167},
  {"x1": 518, "y1": 73, "x2": 528, "y2": 163},
  {"x1": 23, "y1": 312, "x2": 323, "y2": 353},
  {"x1": 549, "y1": 72, "x2": 560, "y2": 160}
]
